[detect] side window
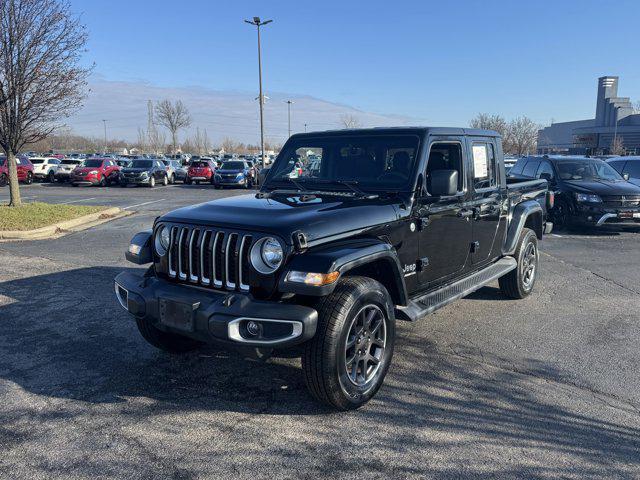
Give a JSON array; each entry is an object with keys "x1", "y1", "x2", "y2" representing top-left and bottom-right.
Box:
[
  {"x1": 623, "y1": 161, "x2": 640, "y2": 178},
  {"x1": 426, "y1": 142, "x2": 464, "y2": 195},
  {"x1": 608, "y1": 161, "x2": 626, "y2": 174},
  {"x1": 536, "y1": 161, "x2": 555, "y2": 181},
  {"x1": 472, "y1": 142, "x2": 497, "y2": 190},
  {"x1": 522, "y1": 160, "x2": 540, "y2": 178},
  {"x1": 509, "y1": 158, "x2": 527, "y2": 175}
]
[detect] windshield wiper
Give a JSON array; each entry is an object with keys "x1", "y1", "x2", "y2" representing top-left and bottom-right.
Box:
[{"x1": 296, "y1": 178, "x2": 379, "y2": 199}]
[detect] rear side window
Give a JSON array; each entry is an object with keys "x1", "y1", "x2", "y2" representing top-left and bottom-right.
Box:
[
  {"x1": 522, "y1": 160, "x2": 540, "y2": 178},
  {"x1": 623, "y1": 161, "x2": 640, "y2": 178},
  {"x1": 471, "y1": 142, "x2": 497, "y2": 189},
  {"x1": 509, "y1": 158, "x2": 527, "y2": 175}
]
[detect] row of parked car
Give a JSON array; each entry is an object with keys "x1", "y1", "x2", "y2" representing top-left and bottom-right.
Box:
[
  {"x1": 508, "y1": 155, "x2": 640, "y2": 228},
  {"x1": 0, "y1": 155, "x2": 263, "y2": 189}
]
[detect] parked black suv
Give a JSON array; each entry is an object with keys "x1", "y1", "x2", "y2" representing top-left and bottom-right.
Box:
[
  {"x1": 120, "y1": 159, "x2": 169, "y2": 187},
  {"x1": 115, "y1": 127, "x2": 550, "y2": 410},
  {"x1": 509, "y1": 155, "x2": 640, "y2": 228}
]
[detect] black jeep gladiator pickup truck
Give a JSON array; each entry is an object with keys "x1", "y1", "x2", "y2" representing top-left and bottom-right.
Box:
[{"x1": 115, "y1": 127, "x2": 551, "y2": 410}]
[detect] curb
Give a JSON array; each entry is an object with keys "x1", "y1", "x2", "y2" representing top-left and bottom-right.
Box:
[{"x1": 0, "y1": 207, "x2": 134, "y2": 241}]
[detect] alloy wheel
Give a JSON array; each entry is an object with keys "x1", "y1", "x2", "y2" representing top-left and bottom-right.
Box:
[
  {"x1": 344, "y1": 304, "x2": 387, "y2": 387},
  {"x1": 521, "y1": 241, "x2": 537, "y2": 289}
]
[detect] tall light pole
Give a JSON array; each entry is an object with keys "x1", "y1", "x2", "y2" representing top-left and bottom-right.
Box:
[
  {"x1": 245, "y1": 17, "x2": 272, "y2": 168},
  {"x1": 102, "y1": 119, "x2": 107, "y2": 154},
  {"x1": 285, "y1": 100, "x2": 293, "y2": 137}
]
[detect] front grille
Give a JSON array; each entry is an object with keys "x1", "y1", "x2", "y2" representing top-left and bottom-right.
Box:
[
  {"x1": 601, "y1": 195, "x2": 640, "y2": 207},
  {"x1": 167, "y1": 225, "x2": 253, "y2": 291}
]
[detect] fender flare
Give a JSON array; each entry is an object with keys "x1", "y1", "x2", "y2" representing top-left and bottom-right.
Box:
[
  {"x1": 504, "y1": 200, "x2": 543, "y2": 256},
  {"x1": 278, "y1": 238, "x2": 409, "y2": 305}
]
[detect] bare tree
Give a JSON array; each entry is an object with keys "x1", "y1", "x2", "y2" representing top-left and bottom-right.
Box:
[
  {"x1": 340, "y1": 114, "x2": 362, "y2": 129},
  {"x1": 221, "y1": 137, "x2": 238, "y2": 154},
  {"x1": 507, "y1": 116, "x2": 541, "y2": 156},
  {"x1": 633, "y1": 101, "x2": 640, "y2": 115},
  {"x1": 611, "y1": 135, "x2": 625, "y2": 156},
  {"x1": 469, "y1": 113, "x2": 508, "y2": 138},
  {"x1": 155, "y1": 99, "x2": 191, "y2": 154},
  {"x1": 0, "y1": 0, "x2": 91, "y2": 206}
]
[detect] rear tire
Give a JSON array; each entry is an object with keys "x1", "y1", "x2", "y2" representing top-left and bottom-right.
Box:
[
  {"x1": 302, "y1": 276, "x2": 395, "y2": 410},
  {"x1": 25, "y1": 172, "x2": 33, "y2": 184},
  {"x1": 136, "y1": 317, "x2": 201, "y2": 354},
  {"x1": 162, "y1": 175, "x2": 168, "y2": 186},
  {"x1": 499, "y1": 228, "x2": 538, "y2": 299},
  {"x1": 185, "y1": 177, "x2": 192, "y2": 185},
  {"x1": 47, "y1": 171, "x2": 55, "y2": 183},
  {"x1": 99, "y1": 177, "x2": 106, "y2": 187}
]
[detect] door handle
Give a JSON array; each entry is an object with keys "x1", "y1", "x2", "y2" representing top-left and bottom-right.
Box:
[{"x1": 457, "y1": 209, "x2": 473, "y2": 218}]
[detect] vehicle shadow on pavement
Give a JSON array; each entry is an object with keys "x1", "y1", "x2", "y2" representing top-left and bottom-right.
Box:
[{"x1": 1, "y1": 267, "x2": 639, "y2": 477}]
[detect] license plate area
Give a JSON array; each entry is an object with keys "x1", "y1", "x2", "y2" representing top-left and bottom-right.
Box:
[
  {"x1": 158, "y1": 298, "x2": 199, "y2": 332},
  {"x1": 618, "y1": 212, "x2": 640, "y2": 219}
]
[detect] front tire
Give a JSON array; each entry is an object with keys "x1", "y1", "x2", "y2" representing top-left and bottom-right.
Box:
[
  {"x1": 47, "y1": 171, "x2": 55, "y2": 183},
  {"x1": 302, "y1": 276, "x2": 395, "y2": 410},
  {"x1": 162, "y1": 175, "x2": 168, "y2": 186},
  {"x1": 499, "y1": 228, "x2": 538, "y2": 299},
  {"x1": 25, "y1": 172, "x2": 33, "y2": 184},
  {"x1": 136, "y1": 317, "x2": 201, "y2": 354},
  {"x1": 149, "y1": 176, "x2": 155, "y2": 188}
]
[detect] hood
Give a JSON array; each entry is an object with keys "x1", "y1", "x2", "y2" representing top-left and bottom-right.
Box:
[
  {"x1": 160, "y1": 193, "x2": 402, "y2": 245},
  {"x1": 122, "y1": 167, "x2": 150, "y2": 173},
  {"x1": 564, "y1": 179, "x2": 640, "y2": 196}
]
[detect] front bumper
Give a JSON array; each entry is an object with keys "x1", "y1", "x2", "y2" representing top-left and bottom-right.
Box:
[
  {"x1": 120, "y1": 176, "x2": 150, "y2": 185},
  {"x1": 188, "y1": 176, "x2": 211, "y2": 181},
  {"x1": 114, "y1": 271, "x2": 318, "y2": 348},
  {"x1": 574, "y1": 205, "x2": 640, "y2": 226},
  {"x1": 55, "y1": 172, "x2": 73, "y2": 181},
  {"x1": 215, "y1": 177, "x2": 246, "y2": 186},
  {"x1": 71, "y1": 176, "x2": 99, "y2": 185}
]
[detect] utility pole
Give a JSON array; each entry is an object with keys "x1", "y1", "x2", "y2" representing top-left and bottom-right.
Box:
[
  {"x1": 285, "y1": 100, "x2": 293, "y2": 137},
  {"x1": 245, "y1": 17, "x2": 273, "y2": 168},
  {"x1": 102, "y1": 119, "x2": 107, "y2": 154}
]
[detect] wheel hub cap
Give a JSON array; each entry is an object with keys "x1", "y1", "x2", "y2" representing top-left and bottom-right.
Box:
[{"x1": 344, "y1": 304, "x2": 386, "y2": 387}]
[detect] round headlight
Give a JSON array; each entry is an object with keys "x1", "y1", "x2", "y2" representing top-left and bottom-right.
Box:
[
  {"x1": 250, "y1": 237, "x2": 283, "y2": 274},
  {"x1": 155, "y1": 225, "x2": 170, "y2": 255}
]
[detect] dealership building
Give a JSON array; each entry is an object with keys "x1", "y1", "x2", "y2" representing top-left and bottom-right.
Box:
[{"x1": 537, "y1": 76, "x2": 640, "y2": 155}]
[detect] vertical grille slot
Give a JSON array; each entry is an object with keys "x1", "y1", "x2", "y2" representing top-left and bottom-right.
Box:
[
  {"x1": 200, "y1": 230, "x2": 211, "y2": 286},
  {"x1": 168, "y1": 226, "x2": 178, "y2": 277},
  {"x1": 177, "y1": 227, "x2": 189, "y2": 280},
  {"x1": 225, "y1": 233, "x2": 239, "y2": 289},
  {"x1": 239, "y1": 235, "x2": 252, "y2": 291},
  {"x1": 213, "y1": 232, "x2": 224, "y2": 287},
  {"x1": 189, "y1": 229, "x2": 200, "y2": 283}
]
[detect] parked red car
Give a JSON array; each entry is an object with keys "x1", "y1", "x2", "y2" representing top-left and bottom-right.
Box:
[
  {"x1": 0, "y1": 156, "x2": 34, "y2": 186},
  {"x1": 70, "y1": 158, "x2": 121, "y2": 186},
  {"x1": 185, "y1": 160, "x2": 216, "y2": 185}
]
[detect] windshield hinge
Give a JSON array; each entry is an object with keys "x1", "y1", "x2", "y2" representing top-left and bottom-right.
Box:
[{"x1": 292, "y1": 230, "x2": 308, "y2": 252}]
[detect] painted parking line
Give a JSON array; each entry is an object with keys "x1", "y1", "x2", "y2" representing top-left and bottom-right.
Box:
[
  {"x1": 59, "y1": 197, "x2": 97, "y2": 204},
  {"x1": 122, "y1": 199, "x2": 166, "y2": 210}
]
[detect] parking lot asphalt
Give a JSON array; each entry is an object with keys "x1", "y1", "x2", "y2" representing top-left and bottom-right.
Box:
[{"x1": 1, "y1": 183, "x2": 639, "y2": 479}]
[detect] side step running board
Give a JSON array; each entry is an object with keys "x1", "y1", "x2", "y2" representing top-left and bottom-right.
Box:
[{"x1": 395, "y1": 257, "x2": 517, "y2": 322}]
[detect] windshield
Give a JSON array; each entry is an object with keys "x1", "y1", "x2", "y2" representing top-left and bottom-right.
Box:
[
  {"x1": 84, "y1": 159, "x2": 103, "y2": 168},
  {"x1": 130, "y1": 160, "x2": 153, "y2": 169},
  {"x1": 556, "y1": 160, "x2": 623, "y2": 181},
  {"x1": 266, "y1": 134, "x2": 420, "y2": 191},
  {"x1": 62, "y1": 159, "x2": 81, "y2": 165},
  {"x1": 220, "y1": 161, "x2": 244, "y2": 170},
  {"x1": 191, "y1": 161, "x2": 210, "y2": 168},
  {"x1": 31, "y1": 159, "x2": 45, "y2": 164}
]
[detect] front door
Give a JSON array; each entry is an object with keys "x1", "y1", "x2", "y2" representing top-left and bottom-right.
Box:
[
  {"x1": 468, "y1": 138, "x2": 503, "y2": 265},
  {"x1": 417, "y1": 139, "x2": 473, "y2": 290}
]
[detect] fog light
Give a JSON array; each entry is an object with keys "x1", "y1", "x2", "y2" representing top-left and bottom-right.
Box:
[{"x1": 246, "y1": 321, "x2": 260, "y2": 336}]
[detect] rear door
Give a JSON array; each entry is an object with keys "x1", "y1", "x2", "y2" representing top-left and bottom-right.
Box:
[
  {"x1": 416, "y1": 137, "x2": 473, "y2": 289},
  {"x1": 468, "y1": 138, "x2": 503, "y2": 265}
]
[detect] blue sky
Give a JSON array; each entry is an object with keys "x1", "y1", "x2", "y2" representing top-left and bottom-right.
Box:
[{"x1": 69, "y1": 0, "x2": 639, "y2": 142}]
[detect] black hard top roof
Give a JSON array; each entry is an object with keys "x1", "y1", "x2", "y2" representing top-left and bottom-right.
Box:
[{"x1": 289, "y1": 126, "x2": 501, "y2": 139}]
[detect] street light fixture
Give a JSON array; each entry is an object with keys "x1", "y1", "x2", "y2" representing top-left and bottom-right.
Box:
[
  {"x1": 245, "y1": 16, "x2": 273, "y2": 168},
  {"x1": 285, "y1": 100, "x2": 293, "y2": 137}
]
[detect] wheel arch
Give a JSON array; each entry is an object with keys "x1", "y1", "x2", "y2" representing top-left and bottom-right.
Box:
[
  {"x1": 504, "y1": 200, "x2": 543, "y2": 256},
  {"x1": 278, "y1": 238, "x2": 409, "y2": 306}
]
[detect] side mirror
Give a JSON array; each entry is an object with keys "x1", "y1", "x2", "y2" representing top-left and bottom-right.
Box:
[
  {"x1": 539, "y1": 172, "x2": 554, "y2": 182},
  {"x1": 623, "y1": 173, "x2": 630, "y2": 181},
  {"x1": 429, "y1": 169, "x2": 458, "y2": 197}
]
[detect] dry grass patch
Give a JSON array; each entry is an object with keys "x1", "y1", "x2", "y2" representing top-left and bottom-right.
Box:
[{"x1": 0, "y1": 202, "x2": 110, "y2": 231}]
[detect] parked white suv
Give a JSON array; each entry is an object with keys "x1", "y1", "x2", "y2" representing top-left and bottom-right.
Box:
[
  {"x1": 31, "y1": 157, "x2": 61, "y2": 182},
  {"x1": 55, "y1": 158, "x2": 84, "y2": 183}
]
